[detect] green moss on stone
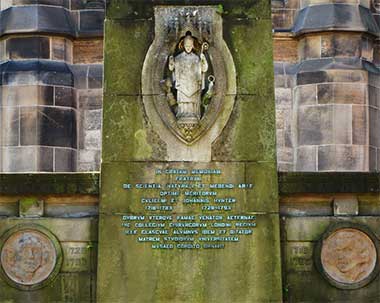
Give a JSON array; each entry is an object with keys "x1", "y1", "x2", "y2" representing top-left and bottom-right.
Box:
[
  {"x1": 0, "y1": 174, "x2": 99, "y2": 195},
  {"x1": 97, "y1": 213, "x2": 282, "y2": 303},
  {"x1": 229, "y1": 96, "x2": 276, "y2": 161},
  {"x1": 278, "y1": 172, "x2": 380, "y2": 194},
  {"x1": 102, "y1": 96, "x2": 156, "y2": 162},
  {"x1": 104, "y1": 19, "x2": 153, "y2": 95},
  {"x1": 224, "y1": 19, "x2": 274, "y2": 96}
]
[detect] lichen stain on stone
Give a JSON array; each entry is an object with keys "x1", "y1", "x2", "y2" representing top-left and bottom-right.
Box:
[{"x1": 134, "y1": 129, "x2": 153, "y2": 159}]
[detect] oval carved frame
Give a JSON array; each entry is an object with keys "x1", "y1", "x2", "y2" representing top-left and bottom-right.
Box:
[{"x1": 142, "y1": 6, "x2": 236, "y2": 151}]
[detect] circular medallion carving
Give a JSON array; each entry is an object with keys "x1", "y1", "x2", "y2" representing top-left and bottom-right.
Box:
[
  {"x1": 0, "y1": 225, "x2": 62, "y2": 290},
  {"x1": 315, "y1": 224, "x2": 379, "y2": 289}
]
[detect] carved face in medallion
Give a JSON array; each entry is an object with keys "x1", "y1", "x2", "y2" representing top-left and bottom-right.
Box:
[
  {"x1": 321, "y1": 228, "x2": 377, "y2": 284},
  {"x1": 1, "y1": 230, "x2": 57, "y2": 285}
]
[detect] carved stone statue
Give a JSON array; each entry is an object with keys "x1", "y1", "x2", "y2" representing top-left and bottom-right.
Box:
[{"x1": 168, "y1": 34, "x2": 209, "y2": 125}]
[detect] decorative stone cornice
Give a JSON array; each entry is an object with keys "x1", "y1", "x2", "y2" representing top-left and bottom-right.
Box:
[
  {"x1": 0, "y1": 5, "x2": 104, "y2": 38},
  {"x1": 293, "y1": 4, "x2": 380, "y2": 36}
]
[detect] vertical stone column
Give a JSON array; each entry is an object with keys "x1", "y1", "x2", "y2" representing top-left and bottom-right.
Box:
[
  {"x1": 98, "y1": 1, "x2": 282, "y2": 302},
  {"x1": 0, "y1": 0, "x2": 105, "y2": 172},
  {"x1": 273, "y1": 0, "x2": 380, "y2": 172},
  {"x1": 0, "y1": 35, "x2": 77, "y2": 172}
]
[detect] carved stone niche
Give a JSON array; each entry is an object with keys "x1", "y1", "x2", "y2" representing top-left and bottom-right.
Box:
[
  {"x1": 314, "y1": 223, "x2": 380, "y2": 290},
  {"x1": 142, "y1": 6, "x2": 236, "y2": 161}
]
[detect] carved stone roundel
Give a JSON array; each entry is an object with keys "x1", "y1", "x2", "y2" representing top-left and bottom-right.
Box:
[
  {"x1": 320, "y1": 228, "x2": 377, "y2": 285},
  {"x1": 1, "y1": 229, "x2": 57, "y2": 286}
]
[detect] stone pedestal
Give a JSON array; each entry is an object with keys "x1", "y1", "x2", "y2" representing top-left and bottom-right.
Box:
[{"x1": 97, "y1": 1, "x2": 282, "y2": 302}]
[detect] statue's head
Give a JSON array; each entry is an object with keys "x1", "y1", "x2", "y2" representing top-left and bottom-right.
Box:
[{"x1": 183, "y1": 35, "x2": 194, "y2": 54}]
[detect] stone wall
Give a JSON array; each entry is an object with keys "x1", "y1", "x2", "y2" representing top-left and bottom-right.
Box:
[
  {"x1": 0, "y1": 1, "x2": 378, "y2": 173},
  {"x1": 0, "y1": 174, "x2": 99, "y2": 302},
  {"x1": 0, "y1": 0, "x2": 104, "y2": 172},
  {"x1": 279, "y1": 173, "x2": 380, "y2": 302},
  {"x1": 273, "y1": 0, "x2": 380, "y2": 172}
]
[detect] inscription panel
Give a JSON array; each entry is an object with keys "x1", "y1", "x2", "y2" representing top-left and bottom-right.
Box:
[
  {"x1": 61, "y1": 242, "x2": 93, "y2": 272},
  {"x1": 121, "y1": 167, "x2": 256, "y2": 250},
  {"x1": 286, "y1": 242, "x2": 313, "y2": 272}
]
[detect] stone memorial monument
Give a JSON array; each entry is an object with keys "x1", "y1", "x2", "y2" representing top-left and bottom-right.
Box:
[{"x1": 98, "y1": 1, "x2": 281, "y2": 302}]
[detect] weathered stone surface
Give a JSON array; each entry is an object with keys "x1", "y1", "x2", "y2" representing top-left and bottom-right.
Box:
[
  {"x1": 213, "y1": 95, "x2": 277, "y2": 162},
  {"x1": 0, "y1": 5, "x2": 104, "y2": 38},
  {"x1": 3, "y1": 218, "x2": 95, "y2": 239},
  {"x1": 0, "y1": 272, "x2": 94, "y2": 302},
  {"x1": 0, "y1": 173, "x2": 99, "y2": 195},
  {"x1": 333, "y1": 195, "x2": 359, "y2": 215},
  {"x1": 369, "y1": 107, "x2": 380, "y2": 147},
  {"x1": 333, "y1": 104, "x2": 352, "y2": 144},
  {"x1": 293, "y1": 4, "x2": 380, "y2": 36},
  {"x1": 99, "y1": 3, "x2": 281, "y2": 302},
  {"x1": 73, "y1": 39, "x2": 103, "y2": 64},
  {"x1": 294, "y1": 85, "x2": 316, "y2": 106},
  {"x1": 19, "y1": 197, "x2": 44, "y2": 217},
  {"x1": 318, "y1": 145, "x2": 368, "y2": 171},
  {"x1": 273, "y1": 38, "x2": 298, "y2": 62},
  {"x1": 224, "y1": 19, "x2": 274, "y2": 95},
  {"x1": 101, "y1": 161, "x2": 278, "y2": 214},
  {"x1": 299, "y1": 35, "x2": 321, "y2": 60},
  {"x1": 103, "y1": 19, "x2": 153, "y2": 95},
  {"x1": 279, "y1": 172, "x2": 380, "y2": 194},
  {"x1": 275, "y1": 87, "x2": 292, "y2": 109},
  {"x1": 298, "y1": 105, "x2": 333, "y2": 145},
  {"x1": 317, "y1": 83, "x2": 366, "y2": 104},
  {"x1": 101, "y1": 95, "x2": 158, "y2": 162},
  {"x1": 105, "y1": 0, "x2": 272, "y2": 20},
  {"x1": 98, "y1": 213, "x2": 282, "y2": 303},
  {"x1": 272, "y1": 8, "x2": 297, "y2": 29},
  {"x1": 352, "y1": 105, "x2": 367, "y2": 145},
  {"x1": 295, "y1": 146, "x2": 317, "y2": 171}
]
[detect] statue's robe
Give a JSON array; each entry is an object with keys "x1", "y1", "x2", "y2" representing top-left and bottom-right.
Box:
[{"x1": 173, "y1": 51, "x2": 208, "y2": 123}]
